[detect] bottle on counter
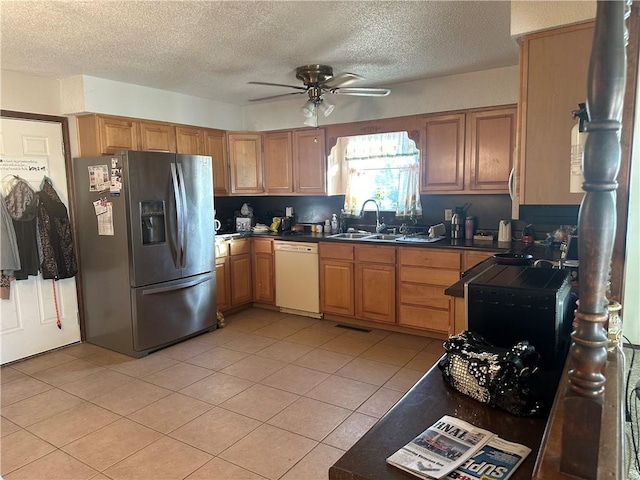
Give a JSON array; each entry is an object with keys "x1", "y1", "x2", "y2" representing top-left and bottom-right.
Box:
[
  {"x1": 465, "y1": 216, "x2": 474, "y2": 240},
  {"x1": 331, "y1": 214, "x2": 339, "y2": 234},
  {"x1": 451, "y1": 210, "x2": 463, "y2": 239}
]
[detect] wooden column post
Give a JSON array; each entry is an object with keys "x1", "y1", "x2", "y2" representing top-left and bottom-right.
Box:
[{"x1": 560, "y1": 1, "x2": 629, "y2": 478}]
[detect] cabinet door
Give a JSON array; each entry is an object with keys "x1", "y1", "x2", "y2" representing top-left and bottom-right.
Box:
[
  {"x1": 253, "y1": 253, "x2": 275, "y2": 304},
  {"x1": 228, "y1": 133, "x2": 264, "y2": 194},
  {"x1": 230, "y1": 254, "x2": 252, "y2": 306},
  {"x1": 420, "y1": 113, "x2": 465, "y2": 192},
  {"x1": 293, "y1": 129, "x2": 326, "y2": 194},
  {"x1": 264, "y1": 131, "x2": 293, "y2": 194},
  {"x1": 139, "y1": 121, "x2": 176, "y2": 152},
  {"x1": 176, "y1": 126, "x2": 205, "y2": 154},
  {"x1": 520, "y1": 23, "x2": 593, "y2": 205},
  {"x1": 98, "y1": 116, "x2": 139, "y2": 154},
  {"x1": 252, "y1": 238, "x2": 275, "y2": 304},
  {"x1": 320, "y1": 260, "x2": 354, "y2": 316},
  {"x1": 215, "y1": 258, "x2": 231, "y2": 311},
  {"x1": 205, "y1": 129, "x2": 229, "y2": 196},
  {"x1": 466, "y1": 107, "x2": 515, "y2": 192},
  {"x1": 355, "y1": 263, "x2": 396, "y2": 324}
]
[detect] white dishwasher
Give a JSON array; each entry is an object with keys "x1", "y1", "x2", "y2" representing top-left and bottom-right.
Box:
[{"x1": 274, "y1": 241, "x2": 321, "y2": 318}]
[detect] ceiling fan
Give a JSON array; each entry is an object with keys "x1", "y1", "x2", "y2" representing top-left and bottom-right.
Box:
[{"x1": 248, "y1": 64, "x2": 391, "y2": 126}]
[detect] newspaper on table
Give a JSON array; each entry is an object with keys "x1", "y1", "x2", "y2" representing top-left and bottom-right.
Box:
[
  {"x1": 386, "y1": 415, "x2": 494, "y2": 479},
  {"x1": 444, "y1": 436, "x2": 531, "y2": 480}
]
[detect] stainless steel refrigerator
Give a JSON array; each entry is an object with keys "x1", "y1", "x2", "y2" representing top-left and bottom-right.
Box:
[{"x1": 73, "y1": 150, "x2": 216, "y2": 357}]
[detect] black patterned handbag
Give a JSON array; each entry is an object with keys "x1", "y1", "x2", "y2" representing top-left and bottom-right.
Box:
[{"x1": 438, "y1": 330, "x2": 542, "y2": 417}]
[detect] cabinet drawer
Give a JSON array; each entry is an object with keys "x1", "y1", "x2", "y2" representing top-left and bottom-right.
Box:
[
  {"x1": 215, "y1": 241, "x2": 229, "y2": 258},
  {"x1": 355, "y1": 245, "x2": 396, "y2": 264},
  {"x1": 399, "y1": 283, "x2": 450, "y2": 309},
  {"x1": 398, "y1": 304, "x2": 451, "y2": 333},
  {"x1": 320, "y1": 242, "x2": 354, "y2": 261},
  {"x1": 230, "y1": 238, "x2": 251, "y2": 255},
  {"x1": 252, "y1": 237, "x2": 273, "y2": 254},
  {"x1": 399, "y1": 248, "x2": 460, "y2": 269},
  {"x1": 399, "y1": 266, "x2": 460, "y2": 286}
]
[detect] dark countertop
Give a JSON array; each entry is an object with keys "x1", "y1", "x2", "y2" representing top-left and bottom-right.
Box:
[
  {"x1": 445, "y1": 243, "x2": 566, "y2": 298},
  {"x1": 329, "y1": 359, "x2": 548, "y2": 480},
  {"x1": 216, "y1": 231, "x2": 513, "y2": 252}
]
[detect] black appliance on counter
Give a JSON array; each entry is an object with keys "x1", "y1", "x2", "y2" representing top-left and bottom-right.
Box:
[
  {"x1": 465, "y1": 264, "x2": 573, "y2": 371},
  {"x1": 280, "y1": 216, "x2": 292, "y2": 232}
]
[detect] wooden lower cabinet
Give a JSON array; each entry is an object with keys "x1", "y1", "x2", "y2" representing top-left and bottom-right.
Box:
[
  {"x1": 356, "y1": 263, "x2": 395, "y2": 323},
  {"x1": 355, "y1": 245, "x2": 396, "y2": 324},
  {"x1": 215, "y1": 240, "x2": 230, "y2": 311},
  {"x1": 215, "y1": 259, "x2": 231, "y2": 311},
  {"x1": 252, "y1": 238, "x2": 274, "y2": 304},
  {"x1": 230, "y1": 254, "x2": 252, "y2": 306},
  {"x1": 226, "y1": 238, "x2": 252, "y2": 308},
  {"x1": 462, "y1": 250, "x2": 499, "y2": 271},
  {"x1": 398, "y1": 247, "x2": 461, "y2": 335},
  {"x1": 320, "y1": 243, "x2": 355, "y2": 316}
]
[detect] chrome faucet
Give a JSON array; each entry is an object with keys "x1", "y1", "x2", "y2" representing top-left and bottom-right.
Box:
[{"x1": 360, "y1": 199, "x2": 386, "y2": 233}]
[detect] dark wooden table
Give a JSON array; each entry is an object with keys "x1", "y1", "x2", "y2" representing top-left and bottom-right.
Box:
[{"x1": 329, "y1": 360, "x2": 548, "y2": 480}]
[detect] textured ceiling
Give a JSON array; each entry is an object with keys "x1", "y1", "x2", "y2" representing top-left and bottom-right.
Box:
[{"x1": 0, "y1": 1, "x2": 519, "y2": 106}]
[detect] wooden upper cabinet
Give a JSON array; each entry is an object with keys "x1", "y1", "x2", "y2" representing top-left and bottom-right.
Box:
[
  {"x1": 228, "y1": 132, "x2": 264, "y2": 194},
  {"x1": 139, "y1": 121, "x2": 176, "y2": 153},
  {"x1": 77, "y1": 114, "x2": 139, "y2": 156},
  {"x1": 420, "y1": 113, "x2": 465, "y2": 192},
  {"x1": 264, "y1": 131, "x2": 293, "y2": 194},
  {"x1": 204, "y1": 129, "x2": 229, "y2": 196},
  {"x1": 175, "y1": 126, "x2": 204, "y2": 154},
  {"x1": 519, "y1": 22, "x2": 594, "y2": 205},
  {"x1": 293, "y1": 129, "x2": 326, "y2": 194},
  {"x1": 466, "y1": 107, "x2": 516, "y2": 192}
]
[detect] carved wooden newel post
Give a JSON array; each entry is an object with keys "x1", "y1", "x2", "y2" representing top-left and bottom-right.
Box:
[{"x1": 561, "y1": 0, "x2": 628, "y2": 478}]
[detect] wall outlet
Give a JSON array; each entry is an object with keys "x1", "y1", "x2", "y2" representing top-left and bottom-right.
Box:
[{"x1": 444, "y1": 209, "x2": 453, "y2": 221}]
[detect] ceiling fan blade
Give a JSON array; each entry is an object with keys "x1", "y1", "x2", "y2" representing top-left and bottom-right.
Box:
[
  {"x1": 322, "y1": 72, "x2": 363, "y2": 88},
  {"x1": 329, "y1": 87, "x2": 391, "y2": 97},
  {"x1": 248, "y1": 81, "x2": 307, "y2": 91},
  {"x1": 248, "y1": 91, "x2": 306, "y2": 102}
]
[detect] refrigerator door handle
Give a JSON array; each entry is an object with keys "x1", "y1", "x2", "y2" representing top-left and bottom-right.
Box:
[
  {"x1": 170, "y1": 163, "x2": 184, "y2": 269},
  {"x1": 176, "y1": 163, "x2": 188, "y2": 268},
  {"x1": 142, "y1": 274, "x2": 213, "y2": 295}
]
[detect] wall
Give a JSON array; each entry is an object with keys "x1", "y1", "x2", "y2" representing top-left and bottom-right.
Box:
[
  {"x1": 61, "y1": 75, "x2": 245, "y2": 131},
  {"x1": 1, "y1": 70, "x2": 62, "y2": 115},
  {"x1": 243, "y1": 66, "x2": 519, "y2": 131},
  {"x1": 510, "y1": 1, "x2": 596, "y2": 39}
]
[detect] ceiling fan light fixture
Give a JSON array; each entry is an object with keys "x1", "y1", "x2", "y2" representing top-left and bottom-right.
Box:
[
  {"x1": 319, "y1": 98, "x2": 334, "y2": 117},
  {"x1": 301, "y1": 99, "x2": 316, "y2": 118},
  {"x1": 303, "y1": 114, "x2": 317, "y2": 128}
]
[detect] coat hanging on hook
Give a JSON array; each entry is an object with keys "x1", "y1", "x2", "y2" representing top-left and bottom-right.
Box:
[
  {"x1": 37, "y1": 177, "x2": 77, "y2": 280},
  {"x1": 3, "y1": 177, "x2": 39, "y2": 280}
]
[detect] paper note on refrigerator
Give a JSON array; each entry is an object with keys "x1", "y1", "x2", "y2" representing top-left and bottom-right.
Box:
[
  {"x1": 97, "y1": 202, "x2": 114, "y2": 235},
  {"x1": 88, "y1": 164, "x2": 110, "y2": 192}
]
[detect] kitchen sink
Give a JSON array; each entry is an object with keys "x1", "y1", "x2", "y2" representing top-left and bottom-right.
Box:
[
  {"x1": 395, "y1": 235, "x2": 445, "y2": 243},
  {"x1": 328, "y1": 232, "x2": 372, "y2": 239},
  {"x1": 362, "y1": 233, "x2": 404, "y2": 241}
]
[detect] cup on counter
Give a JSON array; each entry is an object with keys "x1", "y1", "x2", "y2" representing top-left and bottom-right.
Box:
[
  {"x1": 311, "y1": 224, "x2": 317, "y2": 233},
  {"x1": 316, "y1": 225, "x2": 323, "y2": 233}
]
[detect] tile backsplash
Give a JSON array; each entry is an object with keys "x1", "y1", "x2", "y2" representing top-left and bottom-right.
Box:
[{"x1": 214, "y1": 194, "x2": 516, "y2": 235}]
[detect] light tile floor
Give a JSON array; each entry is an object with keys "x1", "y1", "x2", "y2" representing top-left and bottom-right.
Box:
[{"x1": 1, "y1": 307, "x2": 445, "y2": 480}]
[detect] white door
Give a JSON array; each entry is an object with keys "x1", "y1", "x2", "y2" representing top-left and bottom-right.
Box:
[{"x1": 0, "y1": 118, "x2": 80, "y2": 364}]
